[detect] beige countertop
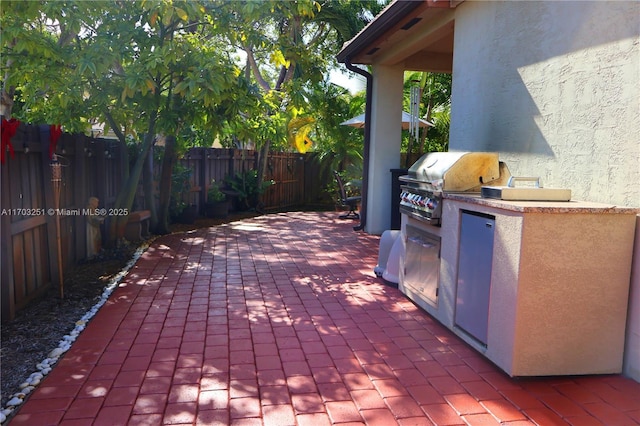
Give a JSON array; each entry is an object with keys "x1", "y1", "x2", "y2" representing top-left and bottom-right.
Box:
[{"x1": 444, "y1": 193, "x2": 640, "y2": 214}]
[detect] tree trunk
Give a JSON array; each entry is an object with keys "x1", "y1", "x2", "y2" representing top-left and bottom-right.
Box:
[
  {"x1": 108, "y1": 117, "x2": 156, "y2": 245},
  {"x1": 0, "y1": 90, "x2": 14, "y2": 118},
  {"x1": 256, "y1": 139, "x2": 271, "y2": 213},
  {"x1": 1, "y1": 40, "x2": 16, "y2": 118},
  {"x1": 143, "y1": 143, "x2": 158, "y2": 230},
  {"x1": 155, "y1": 135, "x2": 178, "y2": 234}
]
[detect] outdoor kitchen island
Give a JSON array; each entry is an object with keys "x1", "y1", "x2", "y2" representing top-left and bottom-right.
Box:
[{"x1": 399, "y1": 194, "x2": 639, "y2": 377}]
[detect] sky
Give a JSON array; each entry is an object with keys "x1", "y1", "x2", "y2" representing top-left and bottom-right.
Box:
[{"x1": 329, "y1": 68, "x2": 366, "y2": 94}]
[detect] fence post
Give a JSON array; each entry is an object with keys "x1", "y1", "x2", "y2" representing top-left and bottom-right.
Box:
[
  {"x1": 74, "y1": 135, "x2": 88, "y2": 259},
  {"x1": 199, "y1": 147, "x2": 207, "y2": 213},
  {"x1": 95, "y1": 138, "x2": 107, "y2": 208},
  {"x1": 229, "y1": 149, "x2": 236, "y2": 179}
]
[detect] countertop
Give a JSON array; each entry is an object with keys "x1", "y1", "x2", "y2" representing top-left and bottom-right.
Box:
[{"x1": 444, "y1": 193, "x2": 640, "y2": 214}]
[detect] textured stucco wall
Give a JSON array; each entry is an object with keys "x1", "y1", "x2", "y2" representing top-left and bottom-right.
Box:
[
  {"x1": 451, "y1": 1, "x2": 639, "y2": 206},
  {"x1": 450, "y1": 1, "x2": 640, "y2": 381}
]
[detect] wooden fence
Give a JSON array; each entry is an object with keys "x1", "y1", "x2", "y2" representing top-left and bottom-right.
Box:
[{"x1": 1, "y1": 124, "x2": 334, "y2": 322}]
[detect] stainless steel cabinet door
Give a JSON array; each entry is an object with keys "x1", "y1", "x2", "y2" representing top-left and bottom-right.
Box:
[
  {"x1": 455, "y1": 211, "x2": 495, "y2": 345},
  {"x1": 404, "y1": 226, "x2": 440, "y2": 306}
]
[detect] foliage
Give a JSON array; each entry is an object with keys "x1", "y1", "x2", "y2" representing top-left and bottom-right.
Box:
[
  {"x1": 169, "y1": 162, "x2": 193, "y2": 218},
  {"x1": 403, "y1": 71, "x2": 452, "y2": 111},
  {"x1": 287, "y1": 116, "x2": 316, "y2": 153},
  {"x1": 427, "y1": 101, "x2": 451, "y2": 152},
  {"x1": 309, "y1": 81, "x2": 365, "y2": 172},
  {"x1": 206, "y1": 180, "x2": 226, "y2": 203},
  {"x1": 225, "y1": 169, "x2": 274, "y2": 211},
  {"x1": 1, "y1": 0, "x2": 381, "y2": 146},
  {"x1": 212, "y1": 0, "x2": 381, "y2": 185},
  {"x1": 402, "y1": 71, "x2": 452, "y2": 156}
]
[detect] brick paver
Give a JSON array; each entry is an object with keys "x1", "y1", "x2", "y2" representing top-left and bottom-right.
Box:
[{"x1": 9, "y1": 212, "x2": 640, "y2": 425}]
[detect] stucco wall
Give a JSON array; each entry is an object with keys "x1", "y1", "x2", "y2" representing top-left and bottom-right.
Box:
[
  {"x1": 450, "y1": 1, "x2": 640, "y2": 381},
  {"x1": 451, "y1": 1, "x2": 639, "y2": 206}
]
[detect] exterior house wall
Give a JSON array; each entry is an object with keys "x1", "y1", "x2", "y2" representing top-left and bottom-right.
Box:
[{"x1": 450, "y1": 1, "x2": 640, "y2": 381}]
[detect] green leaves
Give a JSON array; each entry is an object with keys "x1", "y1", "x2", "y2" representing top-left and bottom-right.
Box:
[
  {"x1": 2, "y1": 0, "x2": 383, "y2": 161},
  {"x1": 78, "y1": 58, "x2": 97, "y2": 75}
]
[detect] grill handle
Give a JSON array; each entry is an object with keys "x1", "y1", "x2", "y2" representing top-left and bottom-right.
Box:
[{"x1": 507, "y1": 176, "x2": 541, "y2": 188}]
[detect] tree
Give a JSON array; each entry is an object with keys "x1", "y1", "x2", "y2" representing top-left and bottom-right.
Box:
[
  {"x1": 309, "y1": 80, "x2": 365, "y2": 172},
  {"x1": 1, "y1": 1, "x2": 248, "y2": 239},
  {"x1": 214, "y1": 0, "x2": 383, "y2": 193}
]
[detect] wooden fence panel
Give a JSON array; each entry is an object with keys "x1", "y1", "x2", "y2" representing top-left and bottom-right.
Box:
[
  {"x1": 263, "y1": 152, "x2": 305, "y2": 211},
  {"x1": 181, "y1": 148, "x2": 203, "y2": 211},
  {"x1": 303, "y1": 152, "x2": 335, "y2": 208},
  {"x1": 67, "y1": 135, "x2": 86, "y2": 261},
  {"x1": 0, "y1": 124, "x2": 131, "y2": 321},
  {"x1": 200, "y1": 148, "x2": 234, "y2": 203},
  {"x1": 230, "y1": 149, "x2": 257, "y2": 177},
  {"x1": 2, "y1": 124, "x2": 56, "y2": 315}
]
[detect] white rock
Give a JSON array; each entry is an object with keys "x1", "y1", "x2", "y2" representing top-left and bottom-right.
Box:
[
  {"x1": 49, "y1": 348, "x2": 65, "y2": 358},
  {"x1": 0, "y1": 241, "x2": 150, "y2": 423},
  {"x1": 6, "y1": 397, "x2": 22, "y2": 407}
]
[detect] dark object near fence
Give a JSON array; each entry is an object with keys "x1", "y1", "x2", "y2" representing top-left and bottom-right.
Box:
[
  {"x1": 333, "y1": 171, "x2": 361, "y2": 220},
  {"x1": 205, "y1": 201, "x2": 229, "y2": 219},
  {"x1": 176, "y1": 204, "x2": 197, "y2": 224},
  {"x1": 205, "y1": 180, "x2": 229, "y2": 218},
  {"x1": 125, "y1": 210, "x2": 151, "y2": 242}
]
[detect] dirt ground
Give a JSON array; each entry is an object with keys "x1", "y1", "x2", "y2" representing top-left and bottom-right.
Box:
[{"x1": 0, "y1": 212, "x2": 259, "y2": 409}]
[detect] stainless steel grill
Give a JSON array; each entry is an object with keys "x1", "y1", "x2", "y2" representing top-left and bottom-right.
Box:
[{"x1": 399, "y1": 152, "x2": 505, "y2": 225}]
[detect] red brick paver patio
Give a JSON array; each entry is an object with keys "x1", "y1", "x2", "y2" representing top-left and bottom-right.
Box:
[{"x1": 9, "y1": 212, "x2": 640, "y2": 425}]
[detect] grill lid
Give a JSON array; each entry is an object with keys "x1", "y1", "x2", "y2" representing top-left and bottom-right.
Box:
[{"x1": 403, "y1": 152, "x2": 500, "y2": 192}]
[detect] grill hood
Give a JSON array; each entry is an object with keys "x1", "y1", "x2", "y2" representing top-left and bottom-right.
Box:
[{"x1": 403, "y1": 152, "x2": 501, "y2": 192}]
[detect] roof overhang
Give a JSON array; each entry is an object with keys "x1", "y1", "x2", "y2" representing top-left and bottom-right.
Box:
[{"x1": 337, "y1": 0, "x2": 460, "y2": 73}]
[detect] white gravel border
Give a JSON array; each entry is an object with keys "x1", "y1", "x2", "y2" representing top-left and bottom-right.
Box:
[{"x1": 0, "y1": 240, "x2": 152, "y2": 424}]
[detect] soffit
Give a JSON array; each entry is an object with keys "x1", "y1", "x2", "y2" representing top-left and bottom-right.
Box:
[{"x1": 337, "y1": 0, "x2": 459, "y2": 73}]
